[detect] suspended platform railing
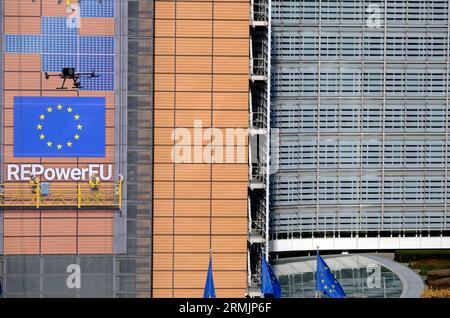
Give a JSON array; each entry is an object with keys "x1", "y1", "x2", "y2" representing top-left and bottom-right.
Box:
[{"x1": 0, "y1": 180, "x2": 123, "y2": 209}]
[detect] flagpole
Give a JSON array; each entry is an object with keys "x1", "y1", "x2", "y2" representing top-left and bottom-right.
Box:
[{"x1": 315, "y1": 246, "x2": 319, "y2": 299}]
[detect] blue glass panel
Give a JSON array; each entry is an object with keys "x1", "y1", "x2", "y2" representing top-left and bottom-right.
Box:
[
  {"x1": 80, "y1": 73, "x2": 114, "y2": 91},
  {"x1": 79, "y1": 55, "x2": 114, "y2": 73},
  {"x1": 80, "y1": 36, "x2": 114, "y2": 54},
  {"x1": 42, "y1": 36, "x2": 78, "y2": 54},
  {"x1": 80, "y1": 0, "x2": 115, "y2": 18},
  {"x1": 5, "y1": 35, "x2": 41, "y2": 53},
  {"x1": 42, "y1": 55, "x2": 78, "y2": 72},
  {"x1": 42, "y1": 17, "x2": 79, "y2": 35}
]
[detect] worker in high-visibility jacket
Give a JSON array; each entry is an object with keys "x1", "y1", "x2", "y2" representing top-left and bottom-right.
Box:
[
  {"x1": 0, "y1": 184, "x2": 4, "y2": 204},
  {"x1": 30, "y1": 175, "x2": 40, "y2": 194},
  {"x1": 89, "y1": 174, "x2": 101, "y2": 202},
  {"x1": 89, "y1": 174, "x2": 100, "y2": 192}
]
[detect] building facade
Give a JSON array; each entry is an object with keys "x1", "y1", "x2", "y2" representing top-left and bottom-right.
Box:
[
  {"x1": 4, "y1": 0, "x2": 447, "y2": 299},
  {"x1": 0, "y1": 0, "x2": 153, "y2": 297},
  {"x1": 0, "y1": 0, "x2": 254, "y2": 298},
  {"x1": 152, "y1": 0, "x2": 250, "y2": 297},
  {"x1": 270, "y1": 0, "x2": 450, "y2": 252}
]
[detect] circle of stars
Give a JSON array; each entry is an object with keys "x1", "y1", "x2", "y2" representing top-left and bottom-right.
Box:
[
  {"x1": 37, "y1": 103, "x2": 83, "y2": 151},
  {"x1": 319, "y1": 266, "x2": 340, "y2": 296}
]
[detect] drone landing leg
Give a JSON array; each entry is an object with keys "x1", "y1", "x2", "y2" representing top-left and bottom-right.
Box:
[
  {"x1": 73, "y1": 77, "x2": 82, "y2": 89},
  {"x1": 58, "y1": 77, "x2": 68, "y2": 90}
]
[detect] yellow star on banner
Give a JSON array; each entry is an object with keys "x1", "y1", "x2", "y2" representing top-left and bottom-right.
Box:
[
  {"x1": 39, "y1": 134, "x2": 45, "y2": 140},
  {"x1": 47, "y1": 107, "x2": 53, "y2": 113},
  {"x1": 74, "y1": 134, "x2": 80, "y2": 140},
  {"x1": 74, "y1": 114, "x2": 80, "y2": 120},
  {"x1": 47, "y1": 141, "x2": 53, "y2": 147},
  {"x1": 39, "y1": 114, "x2": 45, "y2": 120},
  {"x1": 67, "y1": 107, "x2": 73, "y2": 113},
  {"x1": 57, "y1": 144, "x2": 63, "y2": 150},
  {"x1": 67, "y1": 141, "x2": 73, "y2": 147},
  {"x1": 57, "y1": 104, "x2": 63, "y2": 110},
  {"x1": 77, "y1": 124, "x2": 83, "y2": 130},
  {"x1": 37, "y1": 124, "x2": 43, "y2": 130}
]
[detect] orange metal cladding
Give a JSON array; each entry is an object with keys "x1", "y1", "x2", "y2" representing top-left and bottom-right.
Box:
[
  {"x1": 153, "y1": 0, "x2": 250, "y2": 298},
  {"x1": 2, "y1": 0, "x2": 115, "y2": 255}
]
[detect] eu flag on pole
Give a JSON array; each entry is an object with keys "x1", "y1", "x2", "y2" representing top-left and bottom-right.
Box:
[
  {"x1": 203, "y1": 255, "x2": 216, "y2": 298},
  {"x1": 14, "y1": 96, "x2": 105, "y2": 157},
  {"x1": 316, "y1": 252, "x2": 346, "y2": 298},
  {"x1": 261, "y1": 257, "x2": 282, "y2": 298}
]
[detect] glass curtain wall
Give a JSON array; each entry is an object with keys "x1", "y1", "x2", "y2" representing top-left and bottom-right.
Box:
[{"x1": 270, "y1": 0, "x2": 450, "y2": 240}]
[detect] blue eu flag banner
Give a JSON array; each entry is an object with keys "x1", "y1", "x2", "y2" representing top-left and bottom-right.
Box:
[
  {"x1": 261, "y1": 257, "x2": 282, "y2": 298},
  {"x1": 203, "y1": 256, "x2": 216, "y2": 298},
  {"x1": 14, "y1": 96, "x2": 105, "y2": 157},
  {"x1": 316, "y1": 252, "x2": 346, "y2": 298}
]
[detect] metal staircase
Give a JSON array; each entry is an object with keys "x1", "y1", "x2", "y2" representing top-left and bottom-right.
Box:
[{"x1": 248, "y1": 0, "x2": 271, "y2": 298}]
